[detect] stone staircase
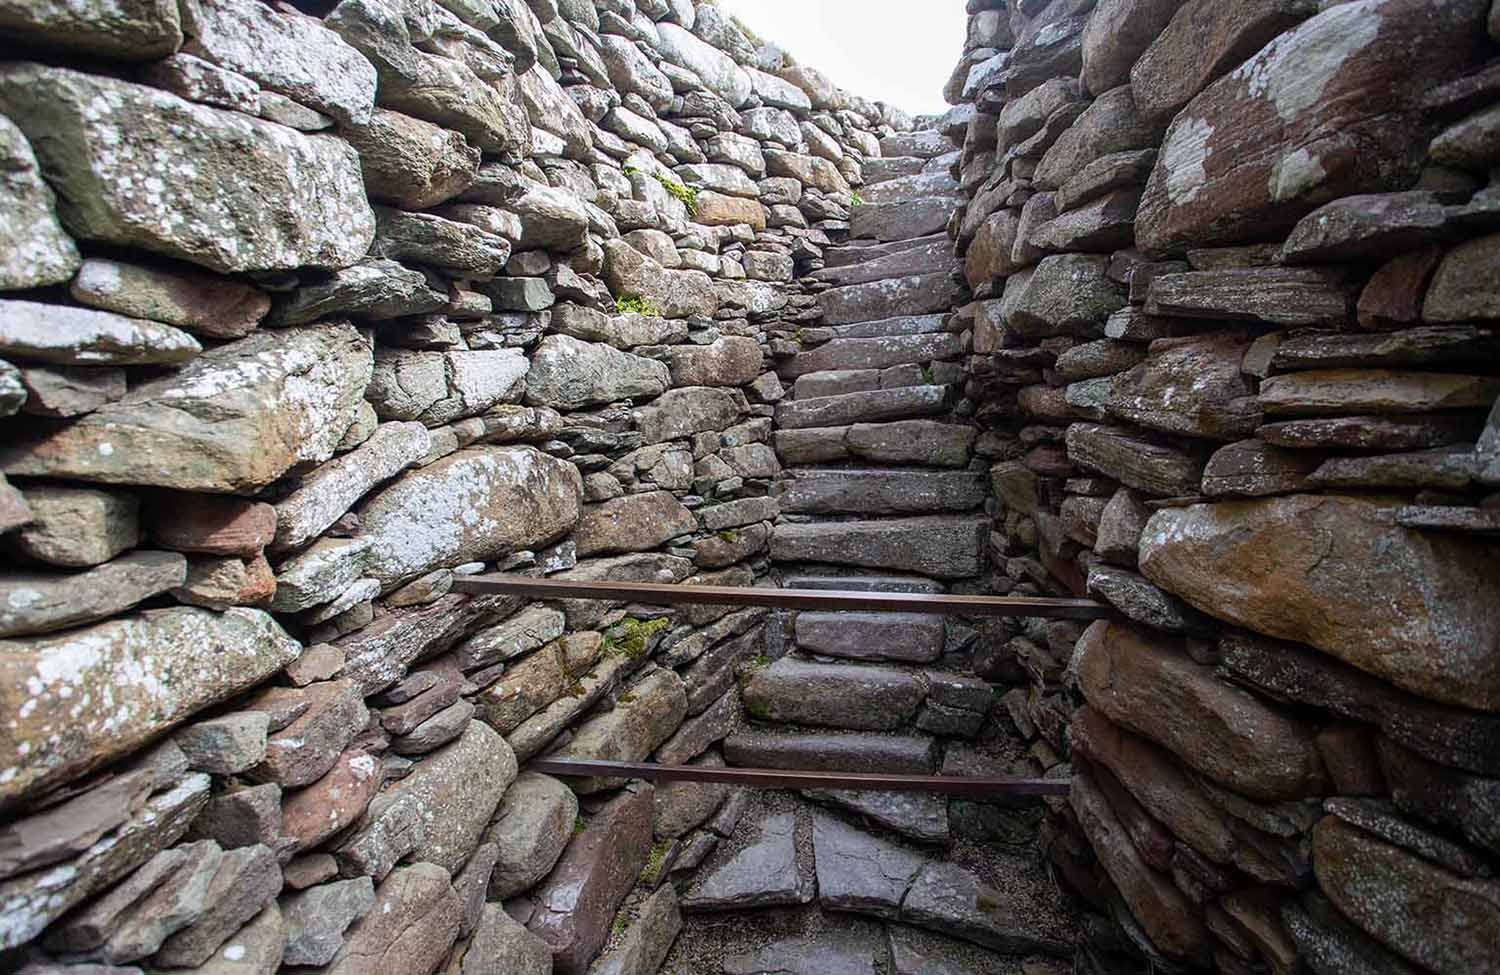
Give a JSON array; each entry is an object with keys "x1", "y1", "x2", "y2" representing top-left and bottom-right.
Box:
[{"x1": 646, "y1": 129, "x2": 1078, "y2": 974}]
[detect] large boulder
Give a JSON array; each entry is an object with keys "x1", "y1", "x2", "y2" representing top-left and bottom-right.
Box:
[
  {"x1": 0, "y1": 63, "x2": 374, "y2": 273},
  {"x1": 1139, "y1": 495, "x2": 1500, "y2": 711},
  {"x1": 1135, "y1": 0, "x2": 1491, "y2": 255},
  {"x1": 0, "y1": 607, "x2": 299, "y2": 805},
  {"x1": 355, "y1": 446, "x2": 581, "y2": 587},
  {"x1": 1076, "y1": 620, "x2": 1329, "y2": 800},
  {"x1": 0, "y1": 0, "x2": 182, "y2": 59},
  {"x1": 0, "y1": 323, "x2": 372, "y2": 493}
]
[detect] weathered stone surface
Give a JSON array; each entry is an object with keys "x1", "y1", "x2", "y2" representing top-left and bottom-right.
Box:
[
  {"x1": 603, "y1": 238, "x2": 718, "y2": 319},
  {"x1": 528, "y1": 783, "x2": 654, "y2": 975},
  {"x1": 804, "y1": 789, "x2": 950, "y2": 847},
  {"x1": 817, "y1": 273, "x2": 964, "y2": 327},
  {"x1": 554, "y1": 669, "x2": 687, "y2": 791},
  {"x1": 724, "y1": 731, "x2": 937, "y2": 775},
  {"x1": 1147, "y1": 269, "x2": 1354, "y2": 326},
  {"x1": 745, "y1": 658, "x2": 923, "y2": 731},
  {"x1": 525, "y1": 334, "x2": 668, "y2": 410},
  {"x1": 723, "y1": 931, "x2": 879, "y2": 975},
  {"x1": 343, "y1": 109, "x2": 479, "y2": 209},
  {"x1": 355, "y1": 446, "x2": 581, "y2": 587},
  {"x1": 187, "y1": 900, "x2": 285, "y2": 974},
  {"x1": 632, "y1": 386, "x2": 743, "y2": 444},
  {"x1": 773, "y1": 469, "x2": 984, "y2": 516},
  {"x1": 1076, "y1": 621, "x2": 1328, "y2": 799},
  {"x1": 153, "y1": 842, "x2": 281, "y2": 967},
  {"x1": 1107, "y1": 332, "x2": 1258, "y2": 441},
  {"x1": 0, "y1": 64, "x2": 374, "y2": 273},
  {"x1": 1314, "y1": 816, "x2": 1500, "y2": 975},
  {"x1": 0, "y1": 0, "x2": 182, "y2": 59},
  {"x1": 10, "y1": 486, "x2": 136, "y2": 568},
  {"x1": 684, "y1": 811, "x2": 810, "y2": 910},
  {"x1": 84, "y1": 259, "x2": 263, "y2": 341},
  {"x1": 0, "y1": 608, "x2": 295, "y2": 805},
  {"x1": 246, "y1": 679, "x2": 365, "y2": 787},
  {"x1": 1066, "y1": 423, "x2": 1204, "y2": 497},
  {"x1": 485, "y1": 772, "x2": 577, "y2": 900},
  {"x1": 1202, "y1": 439, "x2": 1317, "y2": 497},
  {"x1": 1424, "y1": 232, "x2": 1500, "y2": 323},
  {"x1": 794, "y1": 611, "x2": 944, "y2": 663},
  {"x1": 772, "y1": 516, "x2": 986, "y2": 579},
  {"x1": 812, "y1": 812, "x2": 926, "y2": 918},
  {"x1": 1003, "y1": 254, "x2": 1125, "y2": 338},
  {"x1": 782, "y1": 334, "x2": 962, "y2": 379},
  {"x1": 574, "y1": 490, "x2": 696, "y2": 557},
  {"x1": 589, "y1": 885, "x2": 681, "y2": 975},
  {"x1": 1284, "y1": 892, "x2": 1426, "y2": 975},
  {"x1": 0, "y1": 114, "x2": 80, "y2": 291},
  {"x1": 1257, "y1": 414, "x2": 1482, "y2": 451},
  {"x1": 326, "y1": 863, "x2": 460, "y2": 975},
  {"x1": 446, "y1": 904, "x2": 551, "y2": 975},
  {"x1": 900, "y1": 861, "x2": 1072, "y2": 955},
  {"x1": 1082, "y1": 0, "x2": 1183, "y2": 95},
  {"x1": 1280, "y1": 191, "x2": 1455, "y2": 264},
  {"x1": 282, "y1": 877, "x2": 376, "y2": 967},
  {"x1": 0, "y1": 551, "x2": 185, "y2": 638},
  {"x1": 0, "y1": 301, "x2": 199, "y2": 367},
  {"x1": 2, "y1": 323, "x2": 371, "y2": 493},
  {"x1": 327, "y1": 0, "x2": 528, "y2": 157},
  {"x1": 1071, "y1": 765, "x2": 1212, "y2": 963},
  {"x1": 371, "y1": 208, "x2": 511, "y2": 275},
  {"x1": 665, "y1": 336, "x2": 761, "y2": 387},
  {"x1": 273, "y1": 422, "x2": 429, "y2": 553},
  {"x1": 1141, "y1": 495, "x2": 1500, "y2": 711},
  {"x1": 280, "y1": 749, "x2": 382, "y2": 853},
  {"x1": 269, "y1": 259, "x2": 444, "y2": 327},
  {"x1": 0, "y1": 772, "x2": 208, "y2": 950},
  {"x1": 1135, "y1": 0, "x2": 1490, "y2": 255}
]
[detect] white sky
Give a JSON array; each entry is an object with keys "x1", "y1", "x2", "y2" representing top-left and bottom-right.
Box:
[{"x1": 714, "y1": 0, "x2": 969, "y2": 117}]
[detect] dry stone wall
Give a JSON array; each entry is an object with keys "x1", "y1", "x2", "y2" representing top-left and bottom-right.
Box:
[
  {"x1": 945, "y1": 0, "x2": 1500, "y2": 973},
  {"x1": 0, "y1": 1, "x2": 912, "y2": 972}
]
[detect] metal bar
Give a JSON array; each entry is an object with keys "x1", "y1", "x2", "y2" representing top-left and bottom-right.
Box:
[
  {"x1": 452, "y1": 574, "x2": 1115, "y2": 620},
  {"x1": 528, "y1": 757, "x2": 1069, "y2": 797}
]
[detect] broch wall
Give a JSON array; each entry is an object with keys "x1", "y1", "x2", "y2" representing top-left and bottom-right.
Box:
[
  {"x1": 0, "y1": 1, "x2": 908, "y2": 971},
  {"x1": 943, "y1": 0, "x2": 1500, "y2": 972}
]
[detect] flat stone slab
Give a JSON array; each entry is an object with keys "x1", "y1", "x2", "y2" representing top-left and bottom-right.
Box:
[
  {"x1": 804, "y1": 789, "x2": 951, "y2": 845},
  {"x1": 811, "y1": 238, "x2": 955, "y2": 287},
  {"x1": 794, "y1": 611, "x2": 945, "y2": 663},
  {"x1": 817, "y1": 273, "x2": 964, "y2": 326},
  {"x1": 782, "y1": 574, "x2": 944, "y2": 594},
  {"x1": 775, "y1": 386, "x2": 948, "y2": 430},
  {"x1": 780, "y1": 333, "x2": 963, "y2": 379},
  {"x1": 743, "y1": 658, "x2": 925, "y2": 731},
  {"x1": 861, "y1": 171, "x2": 962, "y2": 205},
  {"x1": 772, "y1": 516, "x2": 988, "y2": 579},
  {"x1": 813, "y1": 812, "x2": 927, "y2": 918},
  {"x1": 850, "y1": 198, "x2": 962, "y2": 242},
  {"x1": 824, "y1": 234, "x2": 946, "y2": 268},
  {"x1": 900, "y1": 861, "x2": 1074, "y2": 956},
  {"x1": 681, "y1": 812, "x2": 811, "y2": 911},
  {"x1": 724, "y1": 731, "x2": 937, "y2": 775},
  {"x1": 773, "y1": 469, "x2": 986, "y2": 516},
  {"x1": 722, "y1": 931, "x2": 881, "y2": 975},
  {"x1": 799, "y1": 314, "x2": 945, "y2": 343}
]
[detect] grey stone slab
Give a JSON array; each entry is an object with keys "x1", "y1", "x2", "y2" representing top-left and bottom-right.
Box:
[
  {"x1": 812, "y1": 812, "x2": 926, "y2": 917},
  {"x1": 681, "y1": 812, "x2": 810, "y2": 911}
]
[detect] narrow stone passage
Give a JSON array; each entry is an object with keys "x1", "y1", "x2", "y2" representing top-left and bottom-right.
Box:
[{"x1": 641, "y1": 125, "x2": 1079, "y2": 974}]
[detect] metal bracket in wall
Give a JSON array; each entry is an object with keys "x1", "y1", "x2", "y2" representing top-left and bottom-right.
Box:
[
  {"x1": 451, "y1": 574, "x2": 1119, "y2": 620},
  {"x1": 528, "y1": 757, "x2": 1069, "y2": 797}
]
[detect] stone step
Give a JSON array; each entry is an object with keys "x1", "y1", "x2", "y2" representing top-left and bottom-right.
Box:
[
  {"x1": 722, "y1": 931, "x2": 883, "y2": 975},
  {"x1": 774, "y1": 419, "x2": 976, "y2": 468},
  {"x1": 771, "y1": 515, "x2": 988, "y2": 579},
  {"x1": 744, "y1": 658, "x2": 925, "y2": 731},
  {"x1": 774, "y1": 385, "x2": 948, "y2": 430},
  {"x1": 781, "y1": 573, "x2": 944, "y2": 594},
  {"x1": 681, "y1": 810, "x2": 810, "y2": 912},
  {"x1": 862, "y1": 156, "x2": 926, "y2": 185},
  {"x1": 798, "y1": 313, "x2": 947, "y2": 343},
  {"x1": 785, "y1": 359, "x2": 959, "y2": 399},
  {"x1": 879, "y1": 130, "x2": 958, "y2": 159},
  {"x1": 850, "y1": 197, "x2": 963, "y2": 242},
  {"x1": 824, "y1": 233, "x2": 948, "y2": 269},
  {"x1": 802, "y1": 788, "x2": 951, "y2": 845},
  {"x1": 811, "y1": 238, "x2": 954, "y2": 287},
  {"x1": 862, "y1": 170, "x2": 961, "y2": 205},
  {"x1": 794, "y1": 610, "x2": 946, "y2": 663},
  {"x1": 780, "y1": 333, "x2": 964, "y2": 379},
  {"x1": 724, "y1": 730, "x2": 938, "y2": 774},
  {"x1": 817, "y1": 272, "x2": 963, "y2": 326},
  {"x1": 772, "y1": 469, "x2": 986, "y2": 516}
]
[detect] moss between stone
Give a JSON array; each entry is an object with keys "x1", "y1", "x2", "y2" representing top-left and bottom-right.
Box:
[{"x1": 602, "y1": 616, "x2": 672, "y2": 660}]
